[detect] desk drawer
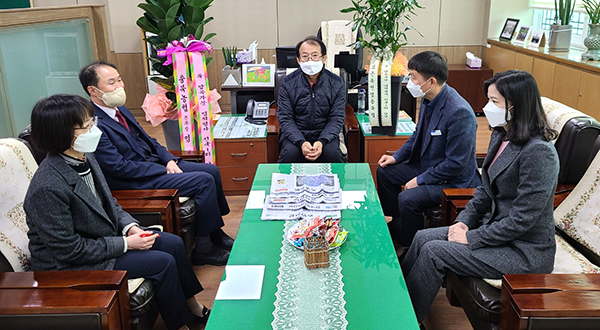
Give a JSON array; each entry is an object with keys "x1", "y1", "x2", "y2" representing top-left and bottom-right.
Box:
[
  {"x1": 220, "y1": 166, "x2": 257, "y2": 194},
  {"x1": 366, "y1": 138, "x2": 409, "y2": 164},
  {"x1": 215, "y1": 140, "x2": 266, "y2": 166}
]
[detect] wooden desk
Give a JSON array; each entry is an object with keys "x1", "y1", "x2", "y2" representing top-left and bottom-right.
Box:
[
  {"x1": 447, "y1": 64, "x2": 493, "y2": 114},
  {"x1": 357, "y1": 114, "x2": 414, "y2": 185},
  {"x1": 214, "y1": 115, "x2": 267, "y2": 195},
  {"x1": 266, "y1": 104, "x2": 360, "y2": 163},
  {"x1": 500, "y1": 274, "x2": 600, "y2": 330}
]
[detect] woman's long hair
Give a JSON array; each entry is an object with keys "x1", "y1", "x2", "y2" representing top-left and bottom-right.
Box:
[{"x1": 483, "y1": 70, "x2": 557, "y2": 144}]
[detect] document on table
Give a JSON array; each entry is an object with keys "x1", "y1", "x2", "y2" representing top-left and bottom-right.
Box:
[{"x1": 215, "y1": 265, "x2": 265, "y2": 300}]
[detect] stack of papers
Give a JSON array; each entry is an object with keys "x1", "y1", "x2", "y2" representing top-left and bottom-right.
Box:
[
  {"x1": 261, "y1": 173, "x2": 342, "y2": 220},
  {"x1": 213, "y1": 116, "x2": 266, "y2": 138}
]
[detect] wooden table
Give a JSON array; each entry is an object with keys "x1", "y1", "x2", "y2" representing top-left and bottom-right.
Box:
[
  {"x1": 500, "y1": 274, "x2": 600, "y2": 330},
  {"x1": 205, "y1": 163, "x2": 419, "y2": 329}
]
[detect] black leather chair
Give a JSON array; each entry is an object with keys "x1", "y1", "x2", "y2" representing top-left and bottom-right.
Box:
[{"x1": 444, "y1": 116, "x2": 600, "y2": 330}]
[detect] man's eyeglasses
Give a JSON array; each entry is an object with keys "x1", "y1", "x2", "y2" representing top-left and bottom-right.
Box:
[
  {"x1": 76, "y1": 116, "x2": 98, "y2": 131},
  {"x1": 300, "y1": 54, "x2": 323, "y2": 62}
]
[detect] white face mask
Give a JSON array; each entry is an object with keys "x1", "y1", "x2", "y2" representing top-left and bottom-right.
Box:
[
  {"x1": 406, "y1": 77, "x2": 432, "y2": 98},
  {"x1": 300, "y1": 60, "x2": 324, "y2": 76},
  {"x1": 483, "y1": 102, "x2": 513, "y2": 128},
  {"x1": 73, "y1": 126, "x2": 103, "y2": 153},
  {"x1": 94, "y1": 86, "x2": 126, "y2": 108}
]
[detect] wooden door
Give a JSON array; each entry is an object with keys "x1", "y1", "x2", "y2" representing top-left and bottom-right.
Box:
[
  {"x1": 532, "y1": 58, "x2": 556, "y2": 98},
  {"x1": 579, "y1": 71, "x2": 600, "y2": 120},
  {"x1": 552, "y1": 64, "x2": 582, "y2": 109}
]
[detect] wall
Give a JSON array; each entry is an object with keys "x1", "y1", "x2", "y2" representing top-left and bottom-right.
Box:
[
  {"x1": 488, "y1": 0, "x2": 534, "y2": 39},
  {"x1": 32, "y1": 0, "x2": 493, "y2": 111}
]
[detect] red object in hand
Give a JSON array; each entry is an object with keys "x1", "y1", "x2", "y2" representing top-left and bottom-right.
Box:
[{"x1": 139, "y1": 233, "x2": 160, "y2": 238}]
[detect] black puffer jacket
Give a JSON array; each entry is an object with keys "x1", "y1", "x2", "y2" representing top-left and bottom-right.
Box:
[{"x1": 277, "y1": 68, "x2": 346, "y2": 147}]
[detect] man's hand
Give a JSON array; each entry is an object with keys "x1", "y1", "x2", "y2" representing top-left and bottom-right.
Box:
[
  {"x1": 301, "y1": 141, "x2": 313, "y2": 157},
  {"x1": 126, "y1": 231, "x2": 159, "y2": 250},
  {"x1": 166, "y1": 160, "x2": 182, "y2": 174},
  {"x1": 305, "y1": 141, "x2": 323, "y2": 161},
  {"x1": 378, "y1": 155, "x2": 397, "y2": 168},
  {"x1": 448, "y1": 222, "x2": 469, "y2": 244},
  {"x1": 405, "y1": 177, "x2": 419, "y2": 190},
  {"x1": 126, "y1": 225, "x2": 144, "y2": 236}
]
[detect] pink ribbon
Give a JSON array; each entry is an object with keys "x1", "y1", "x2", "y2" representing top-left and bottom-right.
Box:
[{"x1": 157, "y1": 36, "x2": 213, "y2": 66}]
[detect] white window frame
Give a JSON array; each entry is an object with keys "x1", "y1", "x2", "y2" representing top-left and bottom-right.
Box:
[{"x1": 531, "y1": 8, "x2": 590, "y2": 50}]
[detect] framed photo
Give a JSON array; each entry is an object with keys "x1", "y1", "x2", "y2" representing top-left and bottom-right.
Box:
[
  {"x1": 514, "y1": 25, "x2": 531, "y2": 46},
  {"x1": 242, "y1": 63, "x2": 275, "y2": 87},
  {"x1": 529, "y1": 30, "x2": 546, "y2": 48},
  {"x1": 499, "y1": 18, "x2": 520, "y2": 42}
]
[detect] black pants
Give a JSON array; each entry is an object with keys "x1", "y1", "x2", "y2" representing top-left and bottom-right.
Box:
[
  {"x1": 278, "y1": 137, "x2": 345, "y2": 163},
  {"x1": 114, "y1": 231, "x2": 202, "y2": 330},
  {"x1": 376, "y1": 162, "x2": 438, "y2": 246}
]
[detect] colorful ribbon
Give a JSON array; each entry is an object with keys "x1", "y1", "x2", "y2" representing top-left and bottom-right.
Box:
[{"x1": 157, "y1": 35, "x2": 213, "y2": 66}]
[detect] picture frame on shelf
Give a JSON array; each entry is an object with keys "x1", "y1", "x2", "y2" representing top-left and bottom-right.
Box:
[
  {"x1": 242, "y1": 63, "x2": 275, "y2": 87},
  {"x1": 499, "y1": 18, "x2": 520, "y2": 42},
  {"x1": 514, "y1": 25, "x2": 531, "y2": 46},
  {"x1": 529, "y1": 30, "x2": 546, "y2": 49}
]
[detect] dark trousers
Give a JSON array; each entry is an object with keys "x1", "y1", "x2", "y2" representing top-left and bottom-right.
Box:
[
  {"x1": 401, "y1": 227, "x2": 502, "y2": 323},
  {"x1": 376, "y1": 162, "x2": 438, "y2": 246},
  {"x1": 278, "y1": 137, "x2": 345, "y2": 163},
  {"x1": 114, "y1": 231, "x2": 203, "y2": 330},
  {"x1": 136, "y1": 160, "x2": 229, "y2": 236}
]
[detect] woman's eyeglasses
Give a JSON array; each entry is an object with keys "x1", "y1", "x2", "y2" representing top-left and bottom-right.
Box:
[{"x1": 76, "y1": 116, "x2": 98, "y2": 132}]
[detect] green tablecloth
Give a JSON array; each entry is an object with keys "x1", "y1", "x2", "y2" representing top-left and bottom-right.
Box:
[{"x1": 206, "y1": 163, "x2": 419, "y2": 329}]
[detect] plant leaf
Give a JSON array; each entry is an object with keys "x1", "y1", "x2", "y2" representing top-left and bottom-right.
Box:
[
  {"x1": 182, "y1": 5, "x2": 204, "y2": 24},
  {"x1": 156, "y1": 0, "x2": 172, "y2": 11},
  {"x1": 139, "y1": 3, "x2": 165, "y2": 20},
  {"x1": 165, "y1": 4, "x2": 180, "y2": 22},
  {"x1": 137, "y1": 17, "x2": 160, "y2": 34},
  {"x1": 194, "y1": 24, "x2": 204, "y2": 40},
  {"x1": 189, "y1": 0, "x2": 214, "y2": 10},
  {"x1": 168, "y1": 25, "x2": 183, "y2": 42},
  {"x1": 203, "y1": 32, "x2": 216, "y2": 41}
]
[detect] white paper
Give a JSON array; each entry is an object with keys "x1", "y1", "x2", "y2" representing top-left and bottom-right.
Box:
[
  {"x1": 246, "y1": 190, "x2": 266, "y2": 209},
  {"x1": 215, "y1": 265, "x2": 265, "y2": 300},
  {"x1": 342, "y1": 190, "x2": 367, "y2": 209}
]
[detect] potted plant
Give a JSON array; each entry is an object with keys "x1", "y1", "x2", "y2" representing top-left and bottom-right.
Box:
[
  {"x1": 549, "y1": 0, "x2": 577, "y2": 51},
  {"x1": 341, "y1": 0, "x2": 422, "y2": 135},
  {"x1": 582, "y1": 0, "x2": 600, "y2": 60},
  {"x1": 222, "y1": 46, "x2": 242, "y2": 86},
  {"x1": 136, "y1": 0, "x2": 216, "y2": 149}
]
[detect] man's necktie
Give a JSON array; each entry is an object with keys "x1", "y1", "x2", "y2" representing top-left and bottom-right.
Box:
[{"x1": 115, "y1": 110, "x2": 130, "y2": 131}]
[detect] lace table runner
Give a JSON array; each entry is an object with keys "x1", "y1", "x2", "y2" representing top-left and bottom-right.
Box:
[{"x1": 271, "y1": 163, "x2": 348, "y2": 329}]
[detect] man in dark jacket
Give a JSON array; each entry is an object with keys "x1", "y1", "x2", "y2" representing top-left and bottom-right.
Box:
[{"x1": 277, "y1": 36, "x2": 346, "y2": 163}]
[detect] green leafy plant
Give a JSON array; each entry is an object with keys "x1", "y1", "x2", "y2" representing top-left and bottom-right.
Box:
[
  {"x1": 340, "y1": 0, "x2": 422, "y2": 55},
  {"x1": 136, "y1": 0, "x2": 216, "y2": 103},
  {"x1": 554, "y1": 0, "x2": 577, "y2": 25},
  {"x1": 222, "y1": 46, "x2": 238, "y2": 69},
  {"x1": 582, "y1": 0, "x2": 600, "y2": 24}
]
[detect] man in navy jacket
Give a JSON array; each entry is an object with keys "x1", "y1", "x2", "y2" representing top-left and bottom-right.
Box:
[
  {"x1": 79, "y1": 60, "x2": 232, "y2": 266},
  {"x1": 377, "y1": 51, "x2": 481, "y2": 250}
]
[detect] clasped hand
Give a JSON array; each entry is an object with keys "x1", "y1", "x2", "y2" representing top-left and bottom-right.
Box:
[
  {"x1": 126, "y1": 226, "x2": 159, "y2": 250},
  {"x1": 301, "y1": 141, "x2": 323, "y2": 161},
  {"x1": 166, "y1": 160, "x2": 183, "y2": 174},
  {"x1": 448, "y1": 222, "x2": 469, "y2": 244}
]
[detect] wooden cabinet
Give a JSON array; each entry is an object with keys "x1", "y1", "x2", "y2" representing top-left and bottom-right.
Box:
[
  {"x1": 485, "y1": 39, "x2": 600, "y2": 121},
  {"x1": 447, "y1": 64, "x2": 493, "y2": 113},
  {"x1": 485, "y1": 44, "x2": 516, "y2": 75},
  {"x1": 364, "y1": 135, "x2": 410, "y2": 186},
  {"x1": 532, "y1": 58, "x2": 556, "y2": 98},
  {"x1": 514, "y1": 53, "x2": 533, "y2": 72},
  {"x1": 579, "y1": 71, "x2": 600, "y2": 120},
  {"x1": 552, "y1": 64, "x2": 582, "y2": 108},
  {"x1": 215, "y1": 138, "x2": 266, "y2": 195}
]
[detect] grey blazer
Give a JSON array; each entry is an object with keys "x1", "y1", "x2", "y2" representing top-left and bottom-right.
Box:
[
  {"x1": 24, "y1": 153, "x2": 138, "y2": 271},
  {"x1": 458, "y1": 130, "x2": 559, "y2": 274}
]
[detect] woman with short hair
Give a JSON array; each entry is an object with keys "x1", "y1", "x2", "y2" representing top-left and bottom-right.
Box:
[
  {"x1": 24, "y1": 94, "x2": 209, "y2": 330},
  {"x1": 401, "y1": 70, "x2": 559, "y2": 325}
]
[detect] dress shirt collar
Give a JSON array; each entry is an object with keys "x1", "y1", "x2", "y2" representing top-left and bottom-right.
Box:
[
  {"x1": 421, "y1": 83, "x2": 447, "y2": 110},
  {"x1": 93, "y1": 101, "x2": 119, "y2": 122}
]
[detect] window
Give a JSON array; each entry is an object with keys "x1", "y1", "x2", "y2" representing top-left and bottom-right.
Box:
[{"x1": 533, "y1": 9, "x2": 590, "y2": 49}]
